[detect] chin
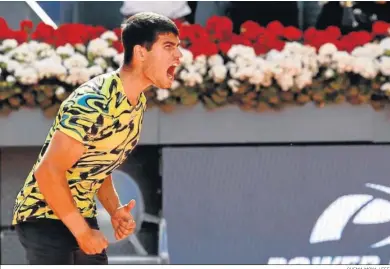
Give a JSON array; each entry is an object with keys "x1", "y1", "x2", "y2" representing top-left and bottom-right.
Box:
[{"x1": 156, "y1": 81, "x2": 172, "y2": 89}]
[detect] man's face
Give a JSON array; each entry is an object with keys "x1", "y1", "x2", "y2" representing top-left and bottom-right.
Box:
[{"x1": 142, "y1": 32, "x2": 182, "y2": 89}]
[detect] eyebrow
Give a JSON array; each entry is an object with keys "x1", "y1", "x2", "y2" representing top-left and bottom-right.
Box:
[{"x1": 163, "y1": 41, "x2": 180, "y2": 47}]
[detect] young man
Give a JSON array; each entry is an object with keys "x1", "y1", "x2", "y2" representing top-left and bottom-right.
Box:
[{"x1": 12, "y1": 12, "x2": 182, "y2": 265}]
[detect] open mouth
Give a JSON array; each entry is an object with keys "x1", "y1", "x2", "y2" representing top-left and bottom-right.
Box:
[{"x1": 167, "y1": 64, "x2": 177, "y2": 80}]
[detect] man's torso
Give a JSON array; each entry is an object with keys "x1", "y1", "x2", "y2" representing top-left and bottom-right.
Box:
[{"x1": 12, "y1": 71, "x2": 146, "y2": 225}]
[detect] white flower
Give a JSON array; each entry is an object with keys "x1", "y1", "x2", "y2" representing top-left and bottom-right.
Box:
[
  {"x1": 75, "y1": 44, "x2": 86, "y2": 53},
  {"x1": 88, "y1": 65, "x2": 104, "y2": 77},
  {"x1": 56, "y1": 44, "x2": 75, "y2": 57},
  {"x1": 235, "y1": 66, "x2": 255, "y2": 80},
  {"x1": 378, "y1": 56, "x2": 390, "y2": 76},
  {"x1": 103, "y1": 47, "x2": 118, "y2": 58},
  {"x1": 317, "y1": 54, "x2": 332, "y2": 65},
  {"x1": 113, "y1": 53, "x2": 124, "y2": 66},
  {"x1": 6, "y1": 59, "x2": 21, "y2": 73},
  {"x1": 28, "y1": 41, "x2": 50, "y2": 53},
  {"x1": 262, "y1": 75, "x2": 273, "y2": 87},
  {"x1": 107, "y1": 67, "x2": 114, "y2": 73},
  {"x1": 228, "y1": 79, "x2": 240, "y2": 93},
  {"x1": 100, "y1": 31, "x2": 118, "y2": 41},
  {"x1": 319, "y1": 43, "x2": 337, "y2": 56},
  {"x1": 227, "y1": 45, "x2": 256, "y2": 60},
  {"x1": 295, "y1": 70, "x2": 313, "y2": 90},
  {"x1": 156, "y1": 88, "x2": 170, "y2": 101},
  {"x1": 88, "y1": 38, "x2": 109, "y2": 57},
  {"x1": 235, "y1": 55, "x2": 255, "y2": 68},
  {"x1": 249, "y1": 70, "x2": 265, "y2": 85},
  {"x1": 227, "y1": 62, "x2": 239, "y2": 79},
  {"x1": 6, "y1": 75, "x2": 16, "y2": 83},
  {"x1": 208, "y1": 54, "x2": 224, "y2": 66},
  {"x1": 380, "y1": 82, "x2": 390, "y2": 92},
  {"x1": 55, "y1": 86, "x2": 66, "y2": 97},
  {"x1": 94, "y1": 57, "x2": 107, "y2": 69},
  {"x1": 332, "y1": 51, "x2": 354, "y2": 73},
  {"x1": 39, "y1": 48, "x2": 56, "y2": 59},
  {"x1": 34, "y1": 58, "x2": 67, "y2": 80},
  {"x1": 179, "y1": 69, "x2": 202, "y2": 87},
  {"x1": 7, "y1": 46, "x2": 36, "y2": 63},
  {"x1": 194, "y1": 55, "x2": 207, "y2": 65},
  {"x1": 277, "y1": 74, "x2": 294, "y2": 91},
  {"x1": 63, "y1": 53, "x2": 89, "y2": 69},
  {"x1": 193, "y1": 55, "x2": 207, "y2": 75},
  {"x1": 180, "y1": 48, "x2": 193, "y2": 66},
  {"x1": 352, "y1": 44, "x2": 384, "y2": 58},
  {"x1": 1, "y1": 39, "x2": 18, "y2": 50},
  {"x1": 209, "y1": 65, "x2": 227, "y2": 83},
  {"x1": 324, "y1": 68, "x2": 335, "y2": 78},
  {"x1": 379, "y1": 37, "x2": 390, "y2": 51},
  {"x1": 266, "y1": 49, "x2": 285, "y2": 61},
  {"x1": 352, "y1": 57, "x2": 378, "y2": 79},
  {"x1": 280, "y1": 58, "x2": 302, "y2": 77},
  {"x1": 283, "y1": 42, "x2": 303, "y2": 53},
  {"x1": 64, "y1": 67, "x2": 90, "y2": 85},
  {"x1": 171, "y1": 80, "x2": 180, "y2": 90},
  {"x1": 14, "y1": 67, "x2": 39, "y2": 85}
]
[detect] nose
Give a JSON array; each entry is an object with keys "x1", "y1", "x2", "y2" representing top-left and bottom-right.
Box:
[{"x1": 175, "y1": 47, "x2": 183, "y2": 60}]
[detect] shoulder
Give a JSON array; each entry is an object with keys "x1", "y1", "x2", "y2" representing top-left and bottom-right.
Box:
[{"x1": 62, "y1": 72, "x2": 120, "y2": 115}]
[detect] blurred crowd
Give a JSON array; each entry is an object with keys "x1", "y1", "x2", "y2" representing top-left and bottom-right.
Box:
[
  {"x1": 55, "y1": 1, "x2": 390, "y2": 33},
  {"x1": 118, "y1": 1, "x2": 390, "y2": 33}
]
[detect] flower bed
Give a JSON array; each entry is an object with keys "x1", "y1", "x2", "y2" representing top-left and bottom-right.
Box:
[{"x1": 0, "y1": 16, "x2": 390, "y2": 117}]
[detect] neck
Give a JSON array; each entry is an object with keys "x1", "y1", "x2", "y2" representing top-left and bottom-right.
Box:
[{"x1": 119, "y1": 64, "x2": 151, "y2": 106}]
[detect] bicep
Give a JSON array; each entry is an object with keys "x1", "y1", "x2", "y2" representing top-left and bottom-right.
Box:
[{"x1": 38, "y1": 130, "x2": 86, "y2": 174}]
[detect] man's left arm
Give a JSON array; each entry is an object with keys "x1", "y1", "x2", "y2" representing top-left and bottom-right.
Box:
[
  {"x1": 97, "y1": 175, "x2": 137, "y2": 240},
  {"x1": 97, "y1": 175, "x2": 121, "y2": 216}
]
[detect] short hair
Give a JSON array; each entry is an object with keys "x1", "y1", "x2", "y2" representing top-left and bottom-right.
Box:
[{"x1": 121, "y1": 12, "x2": 179, "y2": 65}]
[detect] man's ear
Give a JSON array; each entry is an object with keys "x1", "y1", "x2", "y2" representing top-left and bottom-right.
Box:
[{"x1": 133, "y1": 45, "x2": 146, "y2": 62}]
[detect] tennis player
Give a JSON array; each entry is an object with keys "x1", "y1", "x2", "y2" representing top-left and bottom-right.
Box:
[{"x1": 12, "y1": 12, "x2": 182, "y2": 265}]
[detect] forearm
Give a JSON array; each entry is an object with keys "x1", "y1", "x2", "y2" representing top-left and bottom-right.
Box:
[
  {"x1": 35, "y1": 161, "x2": 90, "y2": 237},
  {"x1": 97, "y1": 175, "x2": 121, "y2": 216}
]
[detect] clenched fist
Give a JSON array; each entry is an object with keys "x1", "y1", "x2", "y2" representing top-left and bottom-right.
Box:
[{"x1": 76, "y1": 229, "x2": 108, "y2": 255}]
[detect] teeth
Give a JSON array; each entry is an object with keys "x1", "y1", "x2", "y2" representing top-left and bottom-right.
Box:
[{"x1": 172, "y1": 63, "x2": 179, "y2": 67}]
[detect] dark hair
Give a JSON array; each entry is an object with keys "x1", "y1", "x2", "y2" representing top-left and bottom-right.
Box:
[{"x1": 121, "y1": 12, "x2": 179, "y2": 65}]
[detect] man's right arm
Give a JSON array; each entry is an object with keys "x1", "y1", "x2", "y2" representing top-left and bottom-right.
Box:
[{"x1": 34, "y1": 130, "x2": 91, "y2": 238}]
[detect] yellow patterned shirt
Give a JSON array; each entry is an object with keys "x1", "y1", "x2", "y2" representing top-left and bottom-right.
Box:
[{"x1": 12, "y1": 71, "x2": 146, "y2": 225}]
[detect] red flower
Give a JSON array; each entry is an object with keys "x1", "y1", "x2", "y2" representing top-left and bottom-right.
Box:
[
  {"x1": 325, "y1": 26, "x2": 341, "y2": 40},
  {"x1": 54, "y1": 23, "x2": 90, "y2": 45},
  {"x1": 11, "y1": 30, "x2": 28, "y2": 44},
  {"x1": 180, "y1": 24, "x2": 208, "y2": 44},
  {"x1": 253, "y1": 43, "x2": 269, "y2": 55},
  {"x1": 270, "y1": 38, "x2": 285, "y2": 51},
  {"x1": 303, "y1": 27, "x2": 317, "y2": 42},
  {"x1": 219, "y1": 42, "x2": 233, "y2": 55},
  {"x1": 240, "y1": 20, "x2": 266, "y2": 42},
  {"x1": 231, "y1": 34, "x2": 251, "y2": 47},
  {"x1": 0, "y1": 18, "x2": 11, "y2": 40},
  {"x1": 372, "y1": 21, "x2": 389, "y2": 36},
  {"x1": 206, "y1": 16, "x2": 233, "y2": 38},
  {"x1": 266, "y1": 20, "x2": 284, "y2": 36},
  {"x1": 113, "y1": 40, "x2": 124, "y2": 53},
  {"x1": 31, "y1": 22, "x2": 55, "y2": 41},
  {"x1": 91, "y1": 26, "x2": 107, "y2": 39},
  {"x1": 352, "y1": 31, "x2": 372, "y2": 46},
  {"x1": 20, "y1": 20, "x2": 33, "y2": 32},
  {"x1": 172, "y1": 18, "x2": 184, "y2": 31},
  {"x1": 113, "y1": 27, "x2": 122, "y2": 40},
  {"x1": 283, "y1": 26, "x2": 302, "y2": 41},
  {"x1": 189, "y1": 41, "x2": 218, "y2": 57}
]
